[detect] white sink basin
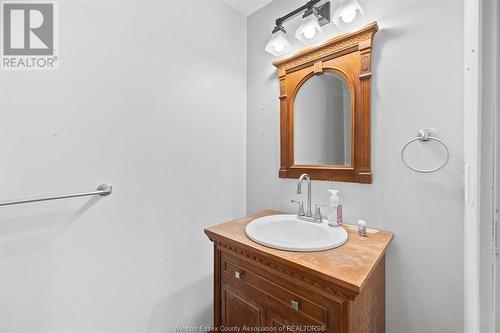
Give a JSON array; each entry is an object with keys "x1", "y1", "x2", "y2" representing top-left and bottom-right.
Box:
[{"x1": 245, "y1": 214, "x2": 348, "y2": 252}]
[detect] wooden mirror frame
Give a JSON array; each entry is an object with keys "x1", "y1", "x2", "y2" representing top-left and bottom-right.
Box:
[{"x1": 273, "y1": 22, "x2": 378, "y2": 184}]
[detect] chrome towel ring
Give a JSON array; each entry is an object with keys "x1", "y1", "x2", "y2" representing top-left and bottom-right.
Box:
[{"x1": 401, "y1": 129, "x2": 449, "y2": 173}]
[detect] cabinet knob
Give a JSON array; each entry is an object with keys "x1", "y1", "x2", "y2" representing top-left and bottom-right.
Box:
[
  {"x1": 290, "y1": 300, "x2": 299, "y2": 311},
  {"x1": 234, "y1": 271, "x2": 243, "y2": 279}
]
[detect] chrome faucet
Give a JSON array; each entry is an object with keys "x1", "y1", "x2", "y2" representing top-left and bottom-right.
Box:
[
  {"x1": 292, "y1": 174, "x2": 323, "y2": 223},
  {"x1": 297, "y1": 173, "x2": 312, "y2": 217}
]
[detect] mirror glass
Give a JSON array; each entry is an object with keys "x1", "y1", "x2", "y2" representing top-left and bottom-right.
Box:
[{"x1": 294, "y1": 72, "x2": 351, "y2": 166}]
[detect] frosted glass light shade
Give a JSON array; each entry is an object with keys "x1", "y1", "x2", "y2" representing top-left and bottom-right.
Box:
[
  {"x1": 265, "y1": 30, "x2": 292, "y2": 56},
  {"x1": 333, "y1": 0, "x2": 364, "y2": 26},
  {"x1": 295, "y1": 14, "x2": 323, "y2": 44}
]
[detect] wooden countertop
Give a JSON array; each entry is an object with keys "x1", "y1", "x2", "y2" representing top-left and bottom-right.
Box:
[{"x1": 204, "y1": 210, "x2": 393, "y2": 294}]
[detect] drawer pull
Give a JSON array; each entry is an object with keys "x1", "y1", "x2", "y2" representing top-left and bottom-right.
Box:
[
  {"x1": 234, "y1": 271, "x2": 243, "y2": 279},
  {"x1": 291, "y1": 300, "x2": 299, "y2": 311}
]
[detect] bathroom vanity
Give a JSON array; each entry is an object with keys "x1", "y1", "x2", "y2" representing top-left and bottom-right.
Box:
[{"x1": 204, "y1": 210, "x2": 393, "y2": 333}]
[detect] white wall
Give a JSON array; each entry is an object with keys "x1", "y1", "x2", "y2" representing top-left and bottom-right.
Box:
[
  {"x1": 497, "y1": 4, "x2": 500, "y2": 325},
  {"x1": 0, "y1": 1, "x2": 246, "y2": 332},
  {"x1": 247, "y1": 1, "x2": 464, "y2": 332},
  {"x1": 480, "y1": 0, "x2": 499, "y2": 331}
]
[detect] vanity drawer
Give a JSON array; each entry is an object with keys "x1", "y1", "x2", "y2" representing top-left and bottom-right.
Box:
[{"x1": 221, "y1": 251, "x2": 332, "y2": 327}]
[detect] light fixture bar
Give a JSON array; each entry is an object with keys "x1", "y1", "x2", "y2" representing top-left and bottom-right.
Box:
[
  {"x1": 265, "y1": 1, "x2": 331, "y2": 56},
  {"x1": 275, "y1": 0, "x2": 323, "y2": 27},
  {"x1": 310, "y1": 1, "x2": 331, "y2": 26}
]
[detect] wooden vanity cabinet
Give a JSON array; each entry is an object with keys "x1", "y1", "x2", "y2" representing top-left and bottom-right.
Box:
[
  {"x1": 218, "y1": 250, "x2": 344, "y2": 332},
  {"x1": 206, "y1": 211, "x2": 393, "y2": 333}
]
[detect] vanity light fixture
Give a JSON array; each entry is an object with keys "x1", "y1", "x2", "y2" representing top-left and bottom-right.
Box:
[
  {"x1": 265, "y1": 25, "x2": 292, "y2": 56},
  {"x1": 332, "y1": 0, "x2": 364, "y2": 26},
  {"x1": 265, "y1": 0, "x2": 331, "y2": 55},
  {"x1": 294, "y1": 8, "x2": 324, "y2": 43}
]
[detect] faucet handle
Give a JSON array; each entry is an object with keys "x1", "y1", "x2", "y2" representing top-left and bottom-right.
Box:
[
  {"x1": 313, "y1": 205, "x2": 322, "y2": 221},
  {"x1": 314, "y1": 204, "x2": 329, "y2": 222},
  {"x1": 313, "y1": 204, "x2": 323, "y2": 222},
  {"x1": 291, "y1": 200, "x2": 305, "y2": 216}
]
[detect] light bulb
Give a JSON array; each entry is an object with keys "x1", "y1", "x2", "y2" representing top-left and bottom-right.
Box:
[
  {"x1": 265, "y1": 29, "x2": 291, "y2": 56},
  {"x1": 341, "y1": 8, "x2": 357, "y2": 23},
  {"x1": 273, "y1": 42, "x2": 285, "y2": 53},
  {"x1": 295, "y1": 14, "x2": 323, "y2": 44},
  {"x1": 333, "y1": 0, "x2": 364, "y2": 26},
  {"x1": 303, "y1": 26, "x2": 316, "y2": 39}
]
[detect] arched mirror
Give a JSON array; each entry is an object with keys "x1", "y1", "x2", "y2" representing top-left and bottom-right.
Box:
[
  {"x1": 273, "y1": 22, "x2": 377, "y2": 183},
  {"x1": 294, "y1": 72, "x2": 352, "y2": 166}
]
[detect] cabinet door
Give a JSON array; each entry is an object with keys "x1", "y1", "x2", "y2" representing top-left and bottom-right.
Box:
[
  {"x1": 266, "y1": 303, "x2": 326, "y2": 333},
  {"x1": 267, "y1": 307, "x2": 301, "y2": 331},
  {"x1": 221, "y1": 282, "x2": 265, "y2": 328}
]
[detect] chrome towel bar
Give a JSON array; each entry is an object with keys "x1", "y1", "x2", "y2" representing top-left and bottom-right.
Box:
[{"x1": 0, "y1": 184, "x2": 112, "y2": 207}]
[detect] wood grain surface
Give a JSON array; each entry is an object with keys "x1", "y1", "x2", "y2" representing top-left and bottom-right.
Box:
[{"x1": 205, "y1": 210, "x2": 393, "y2": 293}]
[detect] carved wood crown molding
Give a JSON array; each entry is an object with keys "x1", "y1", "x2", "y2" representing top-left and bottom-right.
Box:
[
  {"x1": 272, "y1": 21, "x2": 378, "y2": 77},
  {"x1": 209, "y1": 236, "x2": 358, "y2": 301}
]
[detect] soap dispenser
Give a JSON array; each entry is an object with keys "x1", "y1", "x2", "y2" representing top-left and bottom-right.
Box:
[{"x1": 327, "y1": 190, "x2": 343, "y2": 227}]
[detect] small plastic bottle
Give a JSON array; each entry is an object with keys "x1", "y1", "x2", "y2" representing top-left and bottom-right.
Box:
[
  {"x1": 358, "y1": 220, "x2": 367, "y2": 237},
  {"x1": 327, "y1": 190, "x2": 343, "y2": 227}
]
